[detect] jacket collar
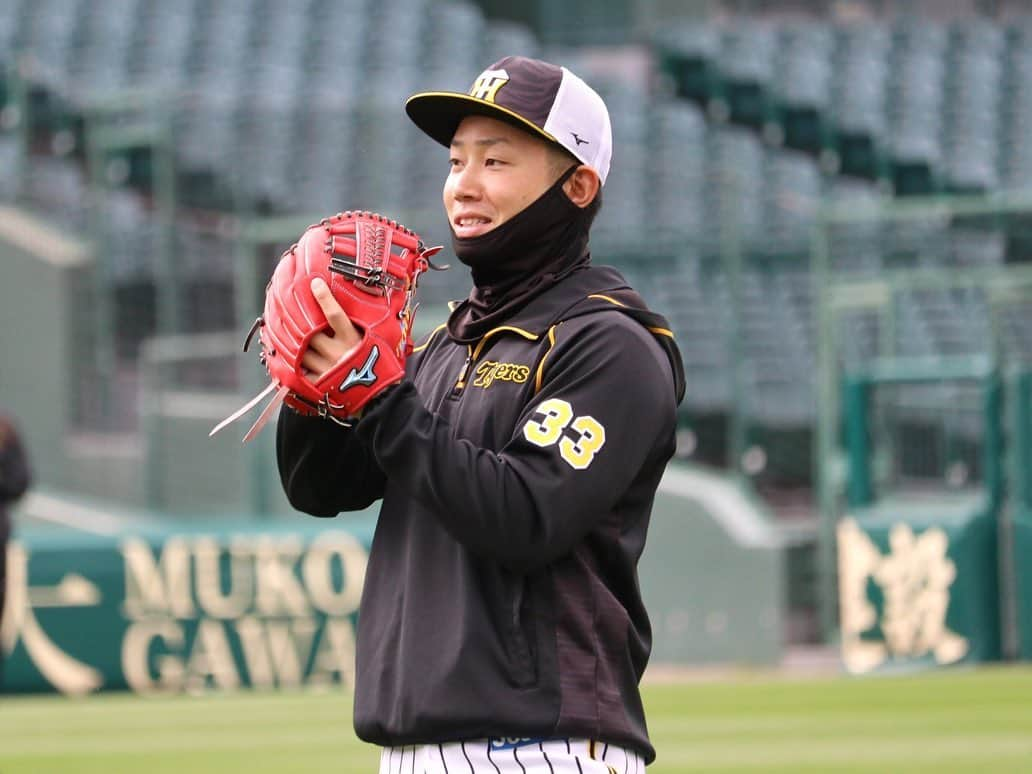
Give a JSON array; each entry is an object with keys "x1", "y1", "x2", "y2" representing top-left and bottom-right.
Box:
[{"x1": 455, "y1": 264, "x2": 686, "y2": 404}]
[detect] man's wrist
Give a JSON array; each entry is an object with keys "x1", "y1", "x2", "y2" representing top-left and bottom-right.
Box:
[{"x1": 356, "y1": 383, "x2": 401, "y2": 420}]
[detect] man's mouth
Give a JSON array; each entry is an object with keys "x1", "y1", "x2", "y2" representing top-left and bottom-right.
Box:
[{"x1": 453, "y1": 216, "x2": 493, "y2": 237}]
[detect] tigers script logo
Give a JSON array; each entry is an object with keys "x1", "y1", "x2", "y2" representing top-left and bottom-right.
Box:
[{"x1": 471, "y1": 361, "x2": 531, "y2": 389}]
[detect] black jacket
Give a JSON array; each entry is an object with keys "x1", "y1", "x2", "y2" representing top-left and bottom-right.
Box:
[
  {"x1": 277, "y1": 265, "x2": 685, "y2": 762},
  {"x1": 0, "y1": 417, "x2": 31, "y2": 541}
]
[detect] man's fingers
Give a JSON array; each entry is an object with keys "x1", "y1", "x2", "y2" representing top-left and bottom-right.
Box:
[
  {"x1": 311, "y1": 278, "x2": 360, "y2": 343},
  {"x1": 301, "y1": 346, "x2": 334, "y2": 380},
  {"x1": 303, "y1": 280, "x2": 363, "y2": 382}
]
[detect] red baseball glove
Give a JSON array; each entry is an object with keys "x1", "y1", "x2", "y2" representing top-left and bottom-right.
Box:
[{"x1": 211, "y1": 210, "x2": 442, "y2": 441}]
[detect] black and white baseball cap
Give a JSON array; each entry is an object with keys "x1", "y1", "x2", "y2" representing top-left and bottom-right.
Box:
[{"x1": 406, "y1": 56, "x2": 613, "y2": 186}]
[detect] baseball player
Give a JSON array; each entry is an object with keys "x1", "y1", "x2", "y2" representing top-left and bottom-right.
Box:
[
  {"x1": 0, "y1": 414, "x2": 31, "y2": 689},
  {"x1": 276, "y1": 56, "x2": 685, "y2": 770}
]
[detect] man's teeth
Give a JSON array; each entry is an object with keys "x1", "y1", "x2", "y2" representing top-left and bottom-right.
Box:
[{"x1": 458, "y1": 218, "x2": 488, "y2": 226}]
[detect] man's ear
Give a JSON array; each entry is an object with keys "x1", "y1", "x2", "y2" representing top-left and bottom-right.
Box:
[{"x1": 563, "y1": 165, "x2": 601, "y2": 209}]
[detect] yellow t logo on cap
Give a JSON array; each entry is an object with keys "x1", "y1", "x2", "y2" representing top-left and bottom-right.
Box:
[{"x1": 469, "y1": 69, "x2": 509, "y2": 102}]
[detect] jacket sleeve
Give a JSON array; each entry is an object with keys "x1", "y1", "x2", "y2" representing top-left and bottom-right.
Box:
[
  {"x1": 0, "y1": 419, "x2": 32, "y2": 505},
  {"x1": 356, "y1": 315, "x2": 678, "y2": 573},
  {"x1": 276, "y1": 408, "x2": 386, "y2": 516}
]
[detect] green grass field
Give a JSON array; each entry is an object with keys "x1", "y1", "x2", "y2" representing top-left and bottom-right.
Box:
[{"x1": 1, "y1": 667, "x2": 1030, "y2": 773}]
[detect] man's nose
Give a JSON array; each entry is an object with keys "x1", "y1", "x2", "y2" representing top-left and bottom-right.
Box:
[{"x1": 452, "y1": 165, "x2": 481, "y2": 199}]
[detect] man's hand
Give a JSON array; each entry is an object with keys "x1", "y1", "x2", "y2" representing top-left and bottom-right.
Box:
[{"x1": 301, "y1": 277, "x2": 363, "y2": 382}]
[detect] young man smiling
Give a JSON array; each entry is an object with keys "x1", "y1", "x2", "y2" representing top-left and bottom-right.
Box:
[{"x1": 276, "y1": 56, "x2": 685, "y2": 772}]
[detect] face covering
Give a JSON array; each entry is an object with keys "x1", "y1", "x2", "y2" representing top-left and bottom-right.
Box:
[{"x1": 447, "y1": 167, "x2": 593, "y2": 343}]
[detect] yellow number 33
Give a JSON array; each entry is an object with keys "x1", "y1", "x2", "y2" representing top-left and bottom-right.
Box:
[{"x1": 522, "y1": 398, "x2": 606, "y2": 470}]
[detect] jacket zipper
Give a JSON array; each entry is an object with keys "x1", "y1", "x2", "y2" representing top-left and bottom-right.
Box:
[{"x1": 448, "y1": 346, "x2": 475, "y2": 399}]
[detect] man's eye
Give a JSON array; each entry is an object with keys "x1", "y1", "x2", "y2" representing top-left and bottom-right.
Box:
[{"x1": 485, "y1": 158, "x2": 504, "y2": 166}]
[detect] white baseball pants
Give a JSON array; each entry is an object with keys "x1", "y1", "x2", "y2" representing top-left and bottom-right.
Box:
[{"x1": 379, "y1": 737, "x2": 646, "y2": 773}]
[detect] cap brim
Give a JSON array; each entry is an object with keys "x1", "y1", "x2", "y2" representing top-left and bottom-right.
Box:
[{"x1": 405, "y1": 92, "x2": 559, "y2": 148}]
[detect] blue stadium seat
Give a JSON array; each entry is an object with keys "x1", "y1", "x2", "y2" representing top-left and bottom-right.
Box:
[
  {"x1": 417, "y1": 1, "x2": 487, "y2": 93},
  {"x1": 762, "y1": 148, "x2": 822, "y2": 255},
  {"x1": 128, "y1": 0, "x2": 197, "y2": 90},
  {"x1": 67, "y1": 0, "x2": 140, "y2": 94},
  {"x1": 774, "y1": 22, "x2": 834, "y2": 110},
  {"x1": 186, "y1": 0, "x2": 256, "y2": 98},
  {"x1": 1000, "y1": 300, "x2": 1032, "y2": 362},
  {"x1": 15, "y1": 0, "x2": 84, "y2": 82},
  {"x1": 591, "y1": 80, "x2": 650, "y2": 240},
  {"x1": 943, "y1": 20, "x2": 1004, "y2": 191},
  {"x1": 823, "y1": 178, "x2": 886, "y2": 275},
  {"x1": 479, "y1": 19, "x2": 540, "y2": 64},
  {"x1": 0, "y1": 0, "x2": 27, "y2": 69},
  {"x1": 363, "y1": 0, "x2": 429, "y2": 100},
  {"x1": 1000, "y1": 19, "x2": 1032, "y2": 190},
  {"x1": 704, "y1": 126, "x2": 765, "y2": 252},
  {"x1": 174, "y1": 92, "x2": 239, "y2": 180},
  {"x1": 245, "y1": 0, "x2": 312, "y2": 102},
  {"x1": 648, "y1": 100, "x2": 707, "y2": 239},
  {"x1": 285, "y1": 102, "x2": 360, "y2": 214},
  {"x1": 300, "y1": 0, "x2": 369, "y2": 99},
  {"x1": 883, "y1": 20, "x2": 945, "y2": 189},
  {"x1": 830, "y1": 23, "x2": 892, "y2": 145}
]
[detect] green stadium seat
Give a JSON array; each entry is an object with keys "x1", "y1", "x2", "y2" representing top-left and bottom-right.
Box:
[
  {"x1": 772, "y1": 22, "x2": 835, "y2": 153},
  {"x1": 829, "y1": 23, "x2": 891, "y2": 179},
  {"x1": 718, "y1": 22, "x2": 778, "y2": 129}
]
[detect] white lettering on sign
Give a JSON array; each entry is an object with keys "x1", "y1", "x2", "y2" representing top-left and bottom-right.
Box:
[
  {"x1": 1, "y1": 531, "x2": 368, "y2": 695},
  {"x1": 123, "y1": 537, "x2": 195, "y2": 619},
  {"x1": 838, "y1": 518, "x2": 969, "y2": 674},
  {"x1": 0, "y1": 542, "x2": 104, "y2": 695},
  {"x1": 302, "y1": 532, "x2": 368, "y2": 616},
  {"x1": 194, "y1": 537, "x2": 254, "y2": 619},
  {"x1": 121, "y1": 619, "x2": 184, "y2": 692}
]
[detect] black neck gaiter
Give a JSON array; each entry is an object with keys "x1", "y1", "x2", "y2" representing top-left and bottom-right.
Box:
[{"x1": 447, "y1": 167, "x2": 592, "y2": 343}]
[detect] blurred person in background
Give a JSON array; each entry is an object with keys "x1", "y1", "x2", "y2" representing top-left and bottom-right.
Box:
[
  {"x1": 0, "y1": 413, "x2": 32, "y2": 689},
  {"x1": 278, "y1": 56, "x2": 684, "y2": 770}
]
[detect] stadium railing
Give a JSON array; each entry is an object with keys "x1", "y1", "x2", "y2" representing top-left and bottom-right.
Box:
[{"x1": 813, "y1": 190, "x2": 1032, "y2": 656}]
